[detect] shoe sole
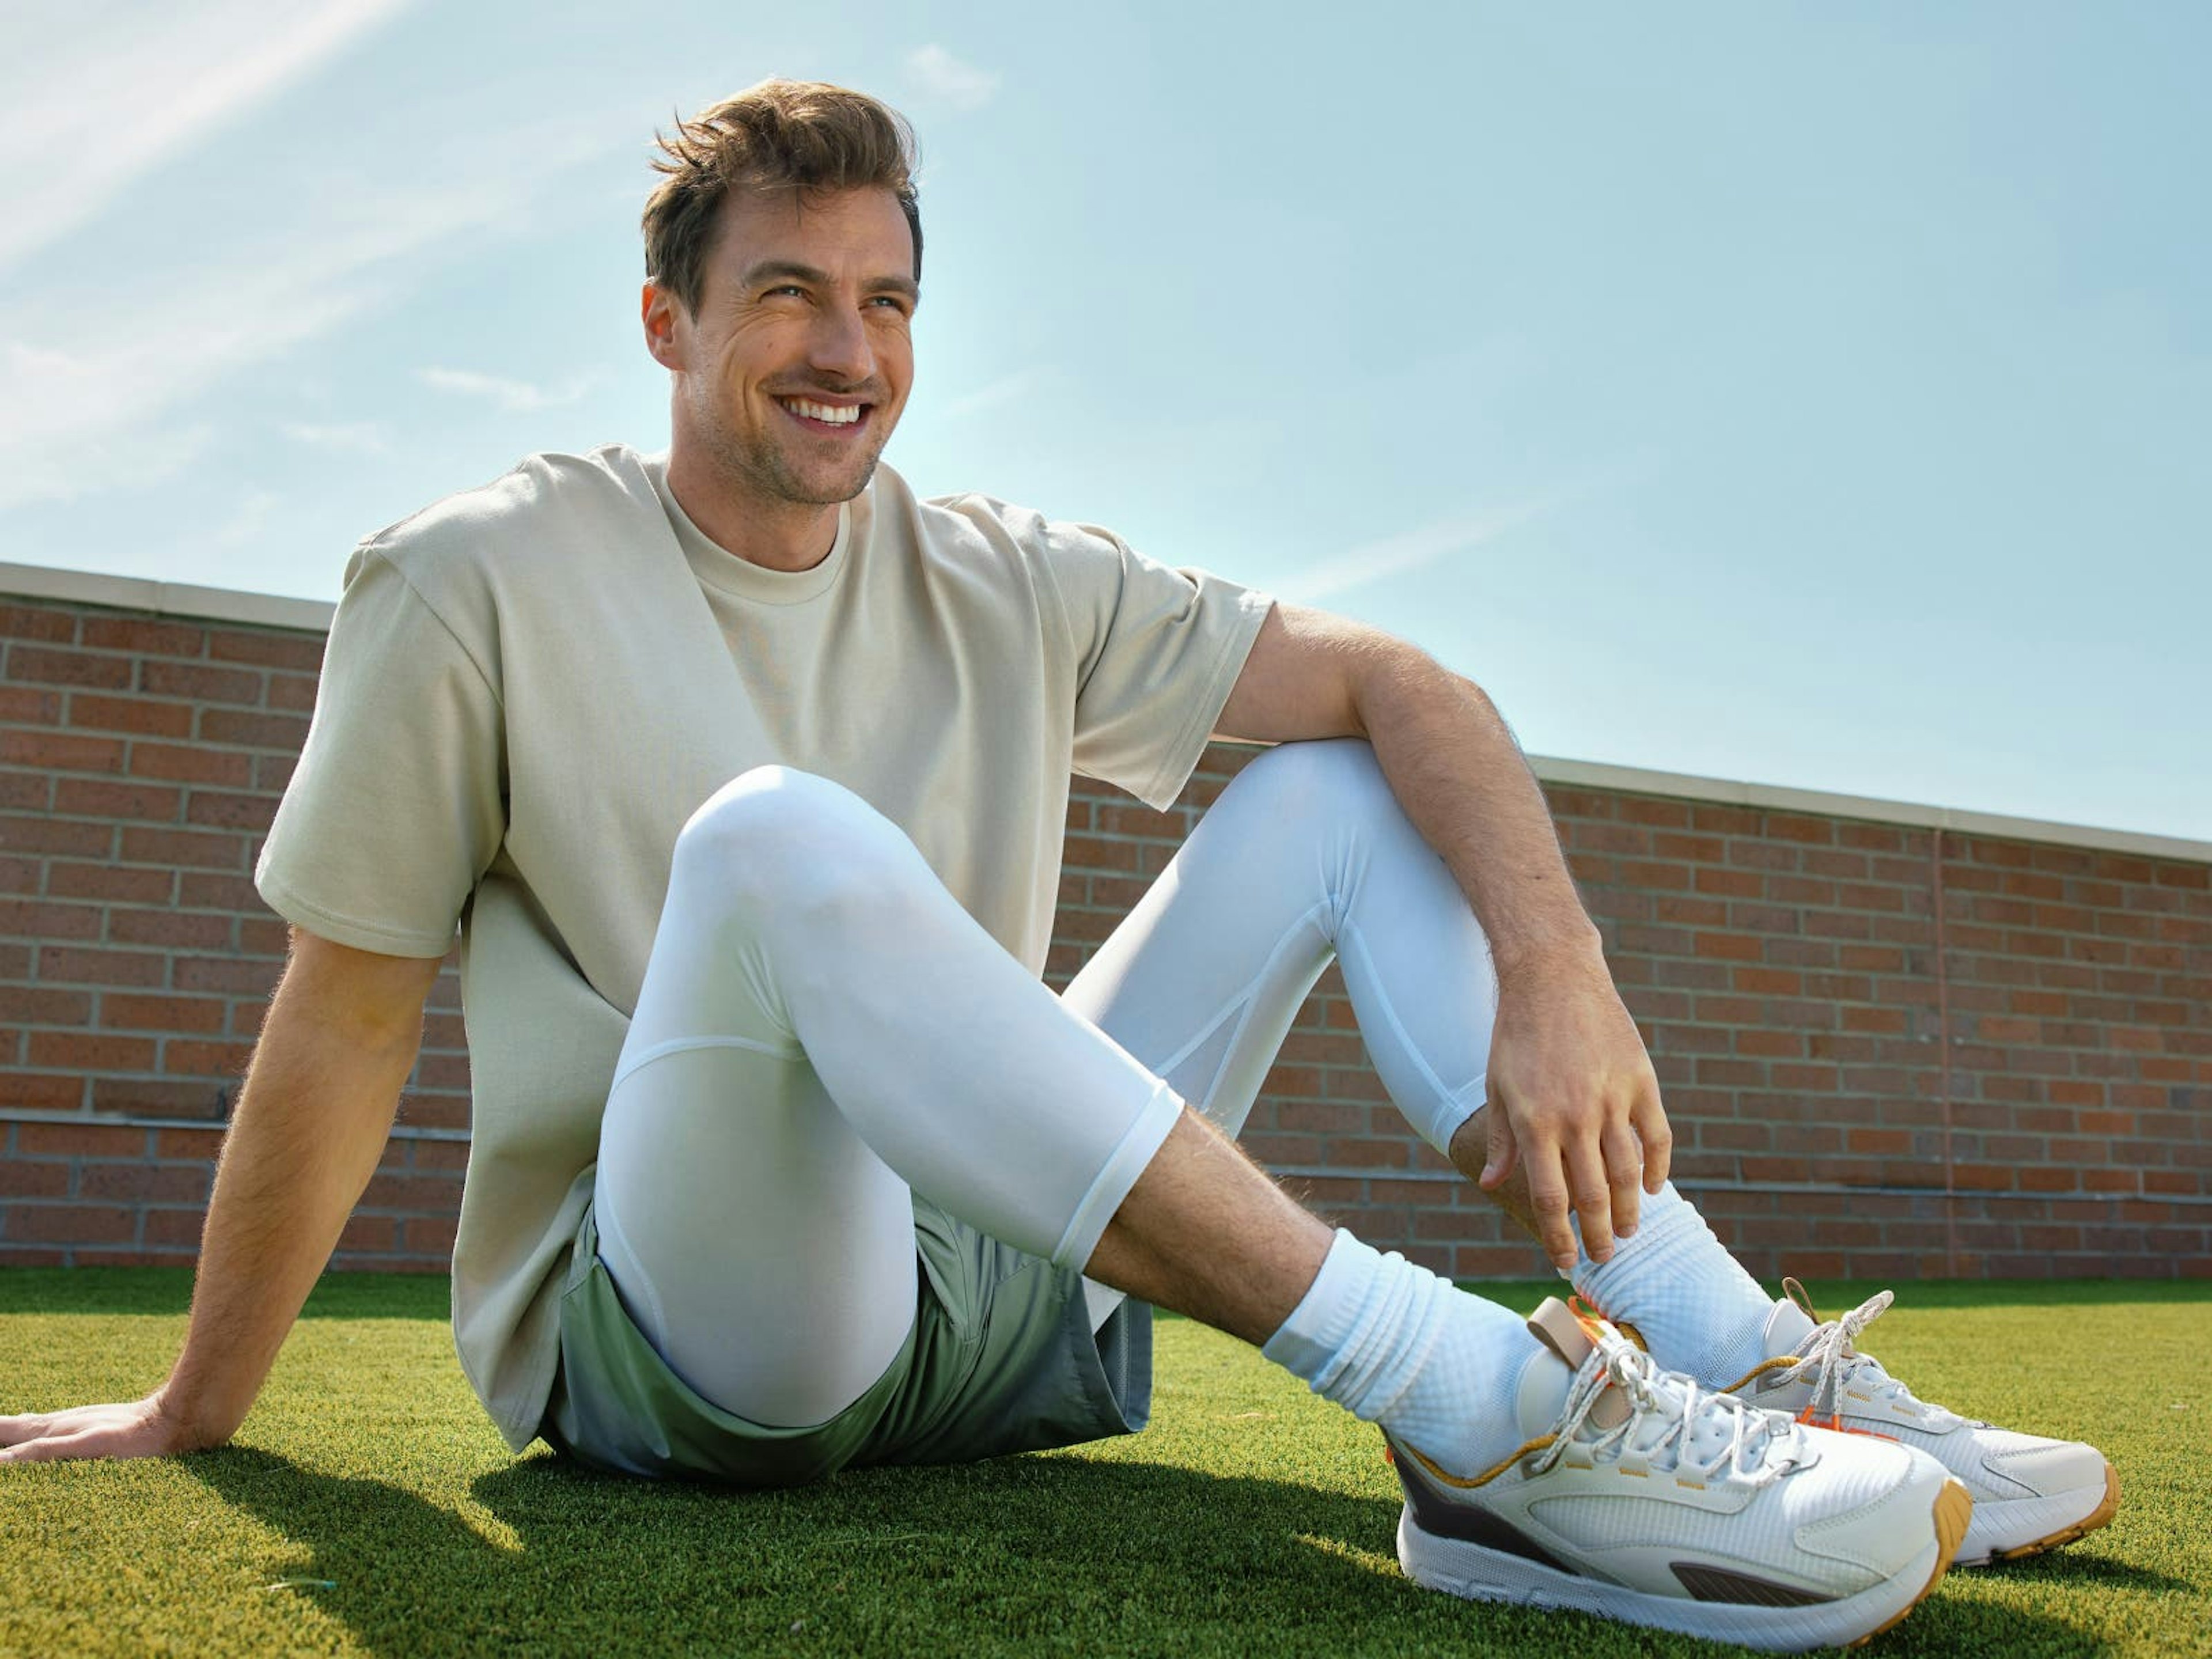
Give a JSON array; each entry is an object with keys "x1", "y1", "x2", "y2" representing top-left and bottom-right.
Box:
[
  {"x1": 1957, "y1": 1461, "x2": 2120, "y2": 1567},
  {"x1": 1850, "y1": 1478, "x2": 1973, "y2": 1647},
  {"x1": 1398, "y1": 1475, "x2": 1972, "y2": 1654}
]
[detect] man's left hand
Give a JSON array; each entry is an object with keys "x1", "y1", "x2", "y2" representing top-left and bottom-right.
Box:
[{"x1": 1464, "y1": 953, "x2": 1672, "y2": 1272}]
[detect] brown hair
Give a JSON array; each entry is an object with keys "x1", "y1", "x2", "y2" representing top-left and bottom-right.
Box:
[{"x1": 643, "y1": 79, "x2": 922, "y2": 316}]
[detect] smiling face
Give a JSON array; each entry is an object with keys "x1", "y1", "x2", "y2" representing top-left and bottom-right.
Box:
[{"x1": 647, "y1": 184, "x2": 917, "y2": 516}]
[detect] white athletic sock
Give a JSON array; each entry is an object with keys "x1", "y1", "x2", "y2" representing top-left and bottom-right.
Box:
[
  {"x1": 1570, "y1": 1181, "x2": 1775, "y2": 1387},
  {"x1": 1260, "y1": 1229, "x2": 1539, "y2": 1478}
]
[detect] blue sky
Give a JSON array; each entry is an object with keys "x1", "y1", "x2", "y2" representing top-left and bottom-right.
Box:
[{"x1": 3, "y1": 1, "x2": 2205, "y2": 839}]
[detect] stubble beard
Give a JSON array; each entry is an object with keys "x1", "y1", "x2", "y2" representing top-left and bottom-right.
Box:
[{"x1": 700, "y1": 396, "x2": 888, "y2": 510}]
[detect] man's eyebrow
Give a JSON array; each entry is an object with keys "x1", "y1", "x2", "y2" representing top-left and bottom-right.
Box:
[{"x1": 738, "y1": 260, "x2": 920, "y2": 302}]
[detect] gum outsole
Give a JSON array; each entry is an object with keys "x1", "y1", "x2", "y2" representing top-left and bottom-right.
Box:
[
  {"x1": 1846, "y1": 1478, "x2": 1974, "y2": 1649},
  {"x1": 1985, "y1": 1462, "x2": 2121, "y2": 1565}
]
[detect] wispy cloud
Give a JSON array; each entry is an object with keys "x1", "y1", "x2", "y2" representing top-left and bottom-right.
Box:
[
  {"x1": 0, "y1": 0, "x2": 416, "y2": 276},
  {"x1": 416, "y1": 366, "x2": 596, "y2": 414},
  {"x1": 942, "y1": 367, "x2": 1045, "y2": 421},
  {"x1": 903, "y1": 45, "x2": 1000, "y2": 112},
  {"x1": 0, "y1": 112, "x2": 621, "y2": 512},
  {"x1": 282, "y1": 420, "x2": 392, "y2": 456},
  {"x1": 0, "y1": 401, "x2": 221, "y2": 514},
  {"x1": 213, "y1": 488, "x2": 282, "y2": 547},
  {"x1": 1274, "y1": 499, "x2": 1558, "y2": 605}
]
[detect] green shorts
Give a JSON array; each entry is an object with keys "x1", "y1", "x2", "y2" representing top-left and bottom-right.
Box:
[{"x1": 541, "y1": 1198, "x2": 1153, "y2": 1487}]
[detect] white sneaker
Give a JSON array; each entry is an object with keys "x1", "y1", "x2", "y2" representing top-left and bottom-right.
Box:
[
  {"x1": 1720, "y1": 1279, "x2": 2120, "y2": 1567},
  {"x1": 1389, "y1": 1298, "x2": 1971, "y2": 1653}
]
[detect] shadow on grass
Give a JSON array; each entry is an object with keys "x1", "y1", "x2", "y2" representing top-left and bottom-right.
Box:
[
  {"x1": 1976, "y1": 1550, "x2": 2196, "y2": 1594},
  {"x1": 182, "y1": 1445, "x2": 2106, "y2": 1659}
]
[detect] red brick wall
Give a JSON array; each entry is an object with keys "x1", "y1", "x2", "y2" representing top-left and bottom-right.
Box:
[
  {"x1": 4, "y1": 588, "x2": 2208, "y2": 1278},
  {"x1": 1, "y1": 596, "x2": 469, "y2": 1268},
  {"x1": 1065, "y1": 758, "x2": 2211, "y2": 1282}
]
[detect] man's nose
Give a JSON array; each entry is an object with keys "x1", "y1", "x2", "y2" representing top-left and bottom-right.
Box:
[{"x1": 805, "y1": 300, "x2": 875, "y2": 385}]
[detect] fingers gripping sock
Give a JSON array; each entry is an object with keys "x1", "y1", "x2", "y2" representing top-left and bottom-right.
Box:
[
  {"x1": 1260, "y1": 1229, "x2": 1537, "y2": 1479},
  {"x1": 1570, "y1": 1181, "x2": 1774, "y2": 1387}
]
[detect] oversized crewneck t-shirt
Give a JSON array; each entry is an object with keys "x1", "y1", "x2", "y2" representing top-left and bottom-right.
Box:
[{"x1": 254, "y1": 444, "x2": 1273, "y2": 1450}]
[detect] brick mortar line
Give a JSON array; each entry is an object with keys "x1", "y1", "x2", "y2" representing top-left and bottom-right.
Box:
[
  {"x1": 3, "y1": 778, "x2": 286, "y2": 796},
  {"x1": 20, "y1": 1153, "x2": 2183, "y2": 1196},
  {"x1": 2, "y1": 1039, "x2": 473, "y2": 1062},
  {"x1": 0, "y1": 1108, "x2": 471, "y2": 1141},
  {"x1": 30, "y1": 1202, "x2": 213, "y2": 1211},
  {"x1": 10, "y1": 697, "x2": 291, "y2": 721},
  {"x1": 1265, "y1": 1166, "x2": 2212, "y2": 1207},
  {"x1": 1601, "y1": 935, "x2": 2211, "y2": 961},
  {"x1": 1, "y1": 723, "x2": 309, "y2": 748},
  {"x1": 0, "y1": 815, "x2": 277, "y2": 835},
  {"x1": 5, "y1": 752, "x2": 304, "y2": 772},
  {"x1": 1, "y1": 658, "x2": 240, "y2": 680}
]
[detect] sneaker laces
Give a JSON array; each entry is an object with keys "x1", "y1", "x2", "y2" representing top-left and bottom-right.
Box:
[
  {"x1": 1777, "y1": 1283, "x2": 1965, "y2": 1431},
  {"x1": 1533, "y1": 1323, "x2": 1805, "y2": 1487}
]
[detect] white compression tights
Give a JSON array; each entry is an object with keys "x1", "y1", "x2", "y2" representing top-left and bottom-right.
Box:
[{"x1": 592, "y1": 738, "x2": 1499, "y2": 1429}]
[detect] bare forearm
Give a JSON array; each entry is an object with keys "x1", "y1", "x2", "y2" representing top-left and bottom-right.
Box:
[
  {"x1": 1354, "y1": 652, "x2": 1597, "y2": 974},
  {"x1": 158, "y1": 987, "x2": 418, "y2": 1444},
  {"x1": 0, "y1": 935, "x2": 437, "y2": 1466},
  {"x1": 1210, "y1": 605, "x2": 1668, "y2": 1268}
]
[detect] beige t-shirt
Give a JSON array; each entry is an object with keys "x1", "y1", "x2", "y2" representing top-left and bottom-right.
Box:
[{"x1": 255, "y1": 444, "x2": 1272, "y2": 1450}]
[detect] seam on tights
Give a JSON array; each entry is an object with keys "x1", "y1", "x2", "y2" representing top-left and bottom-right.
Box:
[
  {"x1": 1150, "y1": 994, "x2": 1245, "y2": 1092},
  {"x1": 1181, "y1": 997, "x2": 1255, "y2": 1119},
  {"x1": 1338, "y1": 919, "x2": 1486, "y2": 1152},
  {"x1": 1151, "y1": 897, "x2": 1332, "y2": 1081},
  {"x1": 611, "y1": 1032, "x2": 807, "y2": 1090}
]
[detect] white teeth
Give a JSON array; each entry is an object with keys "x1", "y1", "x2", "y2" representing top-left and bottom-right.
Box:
[{"x1": 783, "y1": 398, "x2": 860, "y2": 426}]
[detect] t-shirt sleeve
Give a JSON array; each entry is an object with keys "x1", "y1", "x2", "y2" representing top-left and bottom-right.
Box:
[
  {"x1": 1043, "y1": 520, "x2": 1274, "y2": 811},
  {"x1": 255, "y1": 547, "x2": 506, "y2": 959}
]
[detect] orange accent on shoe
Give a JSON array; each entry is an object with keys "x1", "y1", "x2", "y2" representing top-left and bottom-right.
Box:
[
  {"x1": 1565, "y1": 1294, "x2": 1611, "y2": 1341},
  {"x1": 1565, "y1": 1291, "x2": 1646, "y2": 1352},
  {"x1": 1403, "y1": 1435, "x2": 1559, "y2": 1491},
  {"x1": 1794, "y1": 1408, "x2": 1899, "y2": 1443},
  {"x1": 1722, "y1": 1354, "x2": 1804, "y2": 1394}
]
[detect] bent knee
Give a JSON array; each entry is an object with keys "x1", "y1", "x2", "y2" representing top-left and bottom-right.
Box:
[
  {"x1": 671, "y1": 766, "x2": 929, "y2": 926},
  {"x1": 680, "y1": 764, "x2": 854, "y2": 843},
  {"x1": 1226, "y1": 737, "x2": 1396, "y2": 825}
]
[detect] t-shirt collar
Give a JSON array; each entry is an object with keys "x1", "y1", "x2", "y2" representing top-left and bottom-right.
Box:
[{"x1": 649, "y1": 454, "x2": 853, "y2": 606}]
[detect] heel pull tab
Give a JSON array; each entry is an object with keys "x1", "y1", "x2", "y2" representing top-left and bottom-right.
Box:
[
  {"x1": 1530, "y1": 1297, "x2": 1634, "y2": 1430},
  {"x1": 1528, "y1": 1297, "x2": 1596, "y2": 1368}
]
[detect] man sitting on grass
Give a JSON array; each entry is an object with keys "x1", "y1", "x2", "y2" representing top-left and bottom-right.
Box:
[{"x1": 0, "y1": 79, "x2": 2115, "y2": 1652}]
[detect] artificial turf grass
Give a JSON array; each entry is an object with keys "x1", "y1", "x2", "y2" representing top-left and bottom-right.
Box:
[{"x1": 1, "y1": 1275, "x2": 2205, "y2": 1658}]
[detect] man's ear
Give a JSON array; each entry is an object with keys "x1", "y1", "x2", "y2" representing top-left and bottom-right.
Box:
[{"x1": 642, "y1": 281, "x2": 685, "y2": 370}]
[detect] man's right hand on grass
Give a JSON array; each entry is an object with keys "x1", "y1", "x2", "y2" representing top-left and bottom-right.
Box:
[
  {"x1": 0, "y1": 1396, "x2": 209, "y2": 1464},
  {"x1": 0, "y1": 932, "x2": 440, "y2": 1471}
]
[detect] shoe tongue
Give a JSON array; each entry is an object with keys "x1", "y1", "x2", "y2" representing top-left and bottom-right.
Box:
[
  {"x1": 1763, "y1": 1294, "x2": 1817, "y2": 1358},
  {"x1": 1682, "y1": 1389, "x2": 1757, "y2": 1468},
  {"x1": 1524, "y1": 1297, "x2": 1630, "y2": 1431},
  {"x1": 1514, "y1": 1343, "x2": 1577, "y2": 1438}
]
